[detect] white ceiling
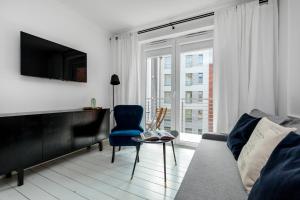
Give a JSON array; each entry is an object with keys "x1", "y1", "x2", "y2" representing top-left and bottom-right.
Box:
[{"x1": 58, "y1": 0, "x2": 236, "y2": 34}]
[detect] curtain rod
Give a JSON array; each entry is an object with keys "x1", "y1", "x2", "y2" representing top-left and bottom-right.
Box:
[{"x1": 138, "y1": 0, "x2": 268, "y2": 35}]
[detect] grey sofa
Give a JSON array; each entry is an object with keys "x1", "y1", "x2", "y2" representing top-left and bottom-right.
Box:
[
  {"x1": 175, "y1": 114, "x2": 300, "y2": 200},
  {"x1": 175, "y1": 133, "x2": 247, "y2": 200}
]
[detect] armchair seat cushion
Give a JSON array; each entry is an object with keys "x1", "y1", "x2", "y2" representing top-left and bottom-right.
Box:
[
  {"x1": 109, "y1": 129, "x2": 142, "y2": 146},
  {"x1": 110, "y1": 130, "x2": 141, "y2": 137}
]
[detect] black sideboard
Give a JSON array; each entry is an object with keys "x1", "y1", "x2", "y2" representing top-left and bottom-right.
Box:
[{"x1": 0, "y1": 108, "x2": 110, "y2": 186}]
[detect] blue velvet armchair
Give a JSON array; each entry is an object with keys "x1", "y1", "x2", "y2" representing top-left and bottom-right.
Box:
[{"x1": 109, "y1": 105, "x2": 144, "y2": 163}]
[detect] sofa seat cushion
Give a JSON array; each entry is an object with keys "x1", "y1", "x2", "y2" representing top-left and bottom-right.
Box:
[
  {"x1": 248, "y1": 132, "x2": 300, "y2": 200},
  {"x1": 175, "y1": 139, "x2": 247, "y2": 200}
]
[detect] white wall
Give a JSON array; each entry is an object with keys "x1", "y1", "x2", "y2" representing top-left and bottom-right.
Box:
[{"x1": 0, "y1": 0, "x2": 111, "y2": 114}]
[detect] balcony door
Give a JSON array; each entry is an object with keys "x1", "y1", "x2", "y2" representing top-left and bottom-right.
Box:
[{"x1": 142, "y1": 31, "x2": 213, "y2": 145}]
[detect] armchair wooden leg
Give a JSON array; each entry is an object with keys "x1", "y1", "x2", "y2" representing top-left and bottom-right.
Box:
[
  {"x1": 111, "y1": 146, "x2": 115, "y2": 163},
  {"x1": 5, "y1": 172, "x2": 12, "y2": 178}
]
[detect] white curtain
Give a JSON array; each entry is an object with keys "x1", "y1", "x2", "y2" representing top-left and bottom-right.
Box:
[
  {"x1": 214, "y1": 0, "x2": 278, "y2": 132},
  {"x1": 111, "y1": 32, "x2": 141, "y2": 106}
]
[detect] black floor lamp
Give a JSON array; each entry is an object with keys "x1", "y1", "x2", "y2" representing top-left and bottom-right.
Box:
[{"x1": 110, "y1": 74, "x2": 120, "y2": 109}]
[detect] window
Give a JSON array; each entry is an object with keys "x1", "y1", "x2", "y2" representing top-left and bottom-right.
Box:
[
  {"x1": 164, "y1": 56, "x2": 171, "y2": 69},
  {"x1": 185, "y1": 55, "x2": 193, "y2": 68},
  {"x1": 185, "y1": 109, "x2": 192, "y2": 122},
  {"x1": 193, "y1": 73, "x2": 203, "y2": 85},
  {"x1": 164, "y1": 109, "x2": 171, "y2": 121},
  {"x1": 164, "y1": 92, "x2": 171, "y2": 104},
  {"x1": 198, "y1": 110, "x2": 203, "y2": 120},
  {"x1": 185, "y1": 73, "x2": 193, "y2": 86},
  {"x1": 196, "y1": 54, "x2": 203, "y2": 65},
  {"x1": 193, "y1": 91, "x2": 203, "y2": 103},
  {"x1": 185, "y1": 128, "x2": 193, "y2": 133},
  {"x1": 164, "y1": 74, "x2": 171, "y2": 86},
  {"x1": 198, "y1": 129, "x2": 203, "y2": 135},
  {"x1": 185, "y1": 91, "x2": 192, "y2": 103},
  {"x1": 164, "y1": 126, "x2": 171, "y2": 131}
]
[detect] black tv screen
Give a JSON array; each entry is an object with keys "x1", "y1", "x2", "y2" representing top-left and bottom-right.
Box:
[{"x1": 21, "y1": 32, "x2": 87, "y2": 82}]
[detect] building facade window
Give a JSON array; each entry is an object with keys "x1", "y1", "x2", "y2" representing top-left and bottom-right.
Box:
[
  {"x1": 196, "y1": 54, "x2": 203, "y2": 65},
  {"x1": 185, "y1": 128, "x2": 193, "y2": 133},
  {"x1": 164, "y1": 56, "x2": 171, "y2": 69},
  {"x1": 164, "y1": 109, "x2": 171, "y2": 121},
  {"x1": 198, "y1": 110, "x2": 203, "y2": 120},
  {"x1": 185, "y1": 55, "x2": 193, "y2": 68},
  {"x1": 185, "y1": 91, "x2": 192, "y2": 103},
  {"x1": 198, "y1": 129, "x2": 203, "y2": 135},
  {"x1": 185, "y1": 73, "x2": 193, "y2": 86},
  {"x1": 193, "y1": 73, "x2": 203, "y2": 85},
  {"x1": 164, "y1": 91, "x2": 171, "y2": 104},
  {"x1": 193, "y1": 91, "x2": 203, "y2": 103},
  {"x1": 185, "y1": 109, "x2": 192, "y2": 122},
  {"x1": 164, "y1": 74, "x2": 171, "y2": 86}
]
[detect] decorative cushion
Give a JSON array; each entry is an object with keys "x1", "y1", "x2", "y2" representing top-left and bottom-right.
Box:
[
  {"x1": 227, "y1": 113, "x2": 261, "y2": 160},
  {"x1": 248, "y1": 132, "x2": 300, "y2": 200},
  {"x1": 237, "y1": 117, "x2": 296, "y2": 192},
  {"x1": 249, "y1": 109, "x2": 291, "y2": 125},
  {"x1": 110, "y1": 130, "x2": 141, "y2": 137}
]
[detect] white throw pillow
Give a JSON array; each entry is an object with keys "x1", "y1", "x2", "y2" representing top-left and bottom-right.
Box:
[{"x1": 237, "y1": 117, "x2": 296, "y2": 193}]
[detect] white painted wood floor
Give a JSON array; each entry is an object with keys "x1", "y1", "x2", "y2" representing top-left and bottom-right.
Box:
[{"x1": 0, "y1": 143, "x2": 194, "y2": 200}]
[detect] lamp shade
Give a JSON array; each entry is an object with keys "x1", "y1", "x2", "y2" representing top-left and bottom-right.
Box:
[{"x1": 110, "y1": 74, "x2": 120, "y2": 85}]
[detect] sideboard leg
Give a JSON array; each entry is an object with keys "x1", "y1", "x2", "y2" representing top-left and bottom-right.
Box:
[
  {"x1": 17, "y1": 169, "x2": 24, "y2": 186},
  {"x1": 5, "y1": 172, "x2": 12, "y2": 178},
  {"x1": 98, "y1": 141, "x2": 103, "y2": 151}
]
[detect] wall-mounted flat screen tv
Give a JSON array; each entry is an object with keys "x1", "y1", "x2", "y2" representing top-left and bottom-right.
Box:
[{"x1": 21, "y1": 31, "x2": 87, "y2": 82}]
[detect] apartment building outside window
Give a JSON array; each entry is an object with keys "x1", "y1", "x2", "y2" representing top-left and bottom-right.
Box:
[
  {"x1": 196, "y1": 54, "x2": 203, "y2": 65},
  {"x1": 185, "y1": 109, "x2": 192, "y2": 122},
  {"x1": 198, "y1": 129, "x2": 203, "y2": 135},
  {"x1": 185, "y1": 91, "x2": 192, "y2": 103},
  {"x1": 164, "y1": 91, "x2": 171, "y2": 103},
  {"x1": 193, "y1": 73, "x2": 203, "y2": 85},
  {"x1": 164, "y1": 74, "x2": 171, "y2": 86},
  {"x1": 186, "y1": 73, "x2": 193, "y2": 86},
  {"x1": 185, "y1": 128, "x2": 193, "y2": 133},
  {"x1": 198, "y1": 110, "x2": 203, "y2": 120},
  {"x1": 164, "y1": 56, "x2": 171, "y2": 69},
  {"x1": 186, "y1": 55, "x2": 193, "y2": 68},
  {"x1": 194, "y1": 91, "x2": 203, "y2": 103}
]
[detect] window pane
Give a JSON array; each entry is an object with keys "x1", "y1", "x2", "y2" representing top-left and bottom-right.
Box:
[
  {"x1": 196, "y1": 54, "x2": 203, "y2": 65},
  {"x1": 185, "y1": 109, "x2": 192, "y2": 122},
  {"x1": 193, "y1": 73, "x2": 203, "y2": 85},
  {"x1": 164, "y1": 74, "x2": 171, "y2": 86},
  {"x1": 185, "y1": 73, "x2": 192, "y2": 86},
  {"x1": 185, "y1": 91, "x2": 192, "y2": 103},
  {"x1": 185, "y1": 55, "x2": 193, "y2": 68},
  {"x1": 164, "y1": 91, "x2": 171, "y2": 103},
  {"x1": 163, "y1": 56, "x2": 171, "y2": 69}
]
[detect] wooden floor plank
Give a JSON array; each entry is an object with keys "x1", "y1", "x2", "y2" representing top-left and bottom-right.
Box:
[{"x1": 0, "y1": 144, "x2": 194, "y2": 200}]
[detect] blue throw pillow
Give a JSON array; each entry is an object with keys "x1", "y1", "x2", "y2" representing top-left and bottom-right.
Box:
[
  {"x1": 227, "y1": 113, "x2": 261, "y2": 160},
  {"x1": 248, "y1": 132, "x2": 300, "y2": 200}
]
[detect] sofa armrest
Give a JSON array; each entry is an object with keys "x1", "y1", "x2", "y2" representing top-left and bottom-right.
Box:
[{"x1": 202, "y1": 133, "x2": 228, "y2": 142}]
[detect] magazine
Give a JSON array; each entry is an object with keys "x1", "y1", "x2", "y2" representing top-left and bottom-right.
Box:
[{"x1": 141, "y1": 130, "x2": 175, "y2": 141}]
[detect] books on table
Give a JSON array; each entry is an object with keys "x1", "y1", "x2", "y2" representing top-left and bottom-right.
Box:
[{"x1": 141, "y1": 130, "x2": 175, "y2": 141}]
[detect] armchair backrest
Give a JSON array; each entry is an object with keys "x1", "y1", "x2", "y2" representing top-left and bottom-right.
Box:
[{"x1": 113, "y1": 105, "x2": 144, "y2": 132}]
